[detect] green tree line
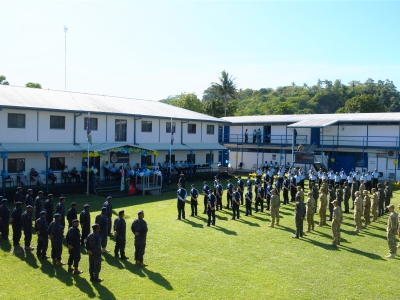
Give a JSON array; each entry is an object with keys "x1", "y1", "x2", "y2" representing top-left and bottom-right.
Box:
[{"x1": 161, "y1": 75, "x2": 400, "y2": 117}]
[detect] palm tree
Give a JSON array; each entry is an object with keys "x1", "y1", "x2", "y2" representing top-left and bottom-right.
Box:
[{"x1": 211, "y1": 70, "x2": 237, "y2": 117}]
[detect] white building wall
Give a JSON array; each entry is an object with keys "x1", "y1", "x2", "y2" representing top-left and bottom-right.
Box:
[
  {"x1": 76, "y1": 114, "x2": 107, "y2": 144},
  {"x1": 367, "y1": 125, "x2": 399, "y2": 147}
]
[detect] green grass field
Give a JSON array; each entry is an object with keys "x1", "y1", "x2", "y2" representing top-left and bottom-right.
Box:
[{"x1": 1, "y1": 179, "x2": 399, "y2": 300}]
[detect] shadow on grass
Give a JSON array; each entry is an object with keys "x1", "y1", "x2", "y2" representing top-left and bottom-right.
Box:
[
  {"x1": 92, "y1": 280, "x2": 117, "y2": 300},
  {"x1": 13, "y1": 248, "x2": 40, "y2": 269},
  {"x1": 301, "y1": 237, "x2": 340, "y2": 251},
  {"x1": 102, "y1": 253, "x2": 125, "y2": 270},
  {"x1": 249, "y1": 214, "x2": 269, "y2": 222},
  {"x1": 122, "y1": 260, "x2": 173, "y2": 290},
  {"x1": 339, "y1": 244, "x2": 386, "y2": 260},
  {"x1": 182, "y1": 219, "x2": 204, "y2": 228},
  {"x1": 213, "y1": 225, "x2": 237, "y2": 235},
  {"x1": 215, "y1": 214, "x2": 229, "y2": 221},
  {"x1": 274, "y1": 224, "x2": 293, "y2": 232},
  {"x1": 237, "y1": 219, "x2": 260, "y2": 227},
  {"x1": 0, "y1": 239, "x2": 12, "y2": 252}
]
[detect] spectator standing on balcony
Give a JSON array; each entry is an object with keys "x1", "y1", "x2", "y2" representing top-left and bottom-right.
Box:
[
  {"x1": 252, "y1": 129, "x2": 256, "y2": 143},
  {"x1": 257, "y1": 128, "x2": 262, "y2": 143},
  {"x1": 244, "y1": 129, "x2": 248, "y2": 143}
]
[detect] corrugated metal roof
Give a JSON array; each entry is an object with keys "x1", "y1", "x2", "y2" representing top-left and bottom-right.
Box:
[
  {"x1": 223, "y1": 112, "x2": 400, "y2": 125},
  {"x1": 137, "y1": 143, "x2": 226, "y2": 151},
  {"x1": 0, "y1": 143, "x2": 85, "y2": 152},
  {"x1": 0, "y1": 85, "x2": 224, "y2": 123},
  {"x1": 185, "y1": 143, "x2": 227, "y2": 150},
  {"x1": 85, "y1": 143, "x2": 155, "y2": 152},
  {"x1": 287, "y1": 119, "x2": 339, "y2": 128}
]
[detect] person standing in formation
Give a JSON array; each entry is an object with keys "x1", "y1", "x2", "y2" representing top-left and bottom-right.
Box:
[
  {"x1": 255, "y1": 184, "x2": 264, "y2": 213},
  {"x1": 66, "y1": 219, "x2": 83, "y2": 274},
  {"x1": 311, "y1": 182, "x2": 319, "y2": 212},
  {"x1": 206, "y1": 190, "x2": 216, "y2": 226},
  {"x1": 331, "y1": 200, "x2": 343, "y2": 248},
  {"x1": 343, "y1": 181, "x2": 351, "y2": 213},
  {"x1": 371, "y1": 188, "x2": 378, "y2": 222},
  {"x1": 363, "y1": 190, "x2": 371, "y2": 228},
  {"x1": 21, "y1": 205, "x2": 34, "y2": 251},
  {"x1": 10, "y1": 201, "x2": 23, "y2": 246},
  {"x1": 67, "y1": 202, "x2": 78, "y2": 229},
  {"x1": 377, "y1": 183, "x2": 385, "y2": 217},
  {"x1": 177, "y1": 183, "x2": 187, "y2": 220},
  {"x1": 34, "y1": 191, "x2": 44, "y2": 221},
  {"x1": 131, "y1": 210, "x2": 148, "y2": 267},
  {"x1": 114, "y1": 210, "x2": 128, "y2": 259},
  {"x1": 292, "y1": 196, "x2": 305, "y2": 239},
  {"x1": 385, "y1": 204, "x2": 398, "y2": 258},
  {"x1": 49, "y1": 213, "x2": 66, "y2": 266},
  {"x1": 44, "y1": 194, "x2": 54, "y2": 225},
  {"x1": 95, "y1": 207, "x2": 109, "y2": 253},
  {"x1": 245, "y1": 186, "x2": 253, "y2": 216},
  {"x1": 216, "y1": 180, "x2": 223, "y2": 211},
  {"x1": 35, "y1": 211, "x2": 49, "y2": 259},
  {"x1": 231, "y1": 187, "x2": 241, "y2": 220},
  {"x1": 237, "y1": 176, "x2": 244, "y2": 205},
  {"x1": 190, "y1": 184, "x2": 199, "y2": 217},
  {"x1": 226, "y1": 180, "x2": 234, "y2": 209},
  {"x1": 282, "y1": 176, "x2": 290, "y2": 205},
  {"x1": 55, "y1": 197, "x2": 66, "y2": 235},
  {"x1": 353, "y1": 191, "x2": 363, "y2": 233},
  {"x1": 202, "y1": 181, "x2": 210, "y2": 214},
  {"x1": 306, "y1": 192, "x2": 315, "y2": 233},
  {"x1": 269, "y1": 189, "x2": 280, "y2": 228},
  {"x1": 328, "y1": 185, "x2": 335, "y2": 221},
  {"x1": 103, "y1": 196, "x2": 113, "y2": 235},
  {"x1": 80, "y1": 204, "x2": 91, "y2": 246},
  {"x1": 86, "y1": 224, "x2": 103, "y2": 282}
]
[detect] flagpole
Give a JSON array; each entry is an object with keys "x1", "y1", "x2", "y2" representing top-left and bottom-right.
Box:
[
  {"x1": 169, "y1": 117, "x2": 172, "y2": 186},
  {"x1": 86, "y1": 112, "x2": 90, "y2": 195}
]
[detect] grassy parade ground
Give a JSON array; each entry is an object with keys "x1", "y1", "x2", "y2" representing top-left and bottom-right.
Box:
[{"x1": 0, "y1": 179, "x2": 399, "y2": 300}]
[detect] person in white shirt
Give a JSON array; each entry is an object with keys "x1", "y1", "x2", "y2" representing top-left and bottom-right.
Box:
[
  {"x1": 329, "y1": 170, "x2": 335, "y2": 186},
  {"x1": 334, "y1": 172, "x2": 341, "y2": 186},
  {"x1": 372, "y1": 169, "x2": 379, "y2": 189},
  {"x1": 365, "y1": 170, "x2": 372, "y2": 192},
  {"x1": 340, "y1": 169, "x2": 347, "y2": 185},
  {"x1": 354, "y1": 170, "x2": 361, "y2": 181},
  {"x1": 256, "y1": 167, "x2": 263, "y2": 177}
]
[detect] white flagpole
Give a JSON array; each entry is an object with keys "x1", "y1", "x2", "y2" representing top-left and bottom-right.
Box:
[
  {"x1": 169, "y1": 117, "x2": 172, "y2": 186},
  {"x1": 86, "y1": 112, "x2": 90, "y2": 195}
]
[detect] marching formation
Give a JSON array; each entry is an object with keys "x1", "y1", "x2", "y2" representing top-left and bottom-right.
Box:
[
  {"x1": 176, "y1": 166, "x2": 400, "y2": 258},
  {"x1": 0, "y1": 190, "x2": 148, "y2": 283}
]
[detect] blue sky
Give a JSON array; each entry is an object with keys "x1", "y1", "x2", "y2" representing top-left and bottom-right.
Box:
[{"x1": 1, "y1": 1, "x2": 399, "y2": 100}]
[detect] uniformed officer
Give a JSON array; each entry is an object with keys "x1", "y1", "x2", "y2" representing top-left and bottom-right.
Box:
[
  {"x1": 377, "y1": 183, "x2": 385, "y2": 217},
  {"x1": 95, "y1": 207, "x2": 109, "y2": 253},
  {"x1": 34, "y1": 191, "x2": 44, "y2": 221},
  {"x1": 55, "y1": 196, "x2": 66, "y2": 234},
  {"x1": 0, "y1": 198, "x2": 10, "y2": 240},
  {"x1": 14, "y1": 187, "x2": 24, "y2": 205},
  {"x1": 246, "y1": 176, "x2": 252, "y2": 193},
  {"x1": 80, "y1": 204, "x2": 91, "y2": 246},
  {"x1": 21, "y1": 205, "x2": 34, "y2": 251},
  {"x1": 305, "y1": 192, "x2": 315, "y2": 232},
  {"x1": 86, "y1": 224, "x2": 103, "y2": 282},
  {"x1": 363, "y1": 190, "x2": 371, "y2": 227},
  {"x1": 353, "y1": 191, "x2": 363, "y2": 233},
  {"x1": 328, "y1": 185, "x2": 335, "y2": 221},
  {"x1": 202, "y1": 181, "x2": 211, "y2": 214},
  {"x1": 226, "y1": 180, "x2": 234, "y2": 209},
  {"x1": 289, "y1": 174, "x2": 297, "y2": 202},
  {"x1": 331, "y1": 200, "x2": 343, "y2": 248},
  {"x1": 231, "y1": 187, "x2": 241, "y2": 220},
  {"x1": 10, "y1": 201, "x2": 22, "y2": 246},
  {"x1": 371, "y1": 188, "x2": 378, "y2": 222},
  {"x1": 311, "y1": 182, "x2": 319, "y2": 212},
  {"x1": 177, "y1": 183, "x2": 187, "y2": 220},
  {"x1": 190, "y1": 184, "x2": 199, "y2": 217},
  {"x1": 114, "y1": 210, "x2": 128, "y2": 259},
  {"x1": 178, "y1": 173, "x2": 186, "y2": 189},
  {"x1": 293, "y1": 196, "x2": 305, "y2": 238},
  {"x1": 237, "y1": 176, "x2": 244, "y2": 205},
  {"x1": 216, "y1": 180, "x2": 223, "y2": 210},
  {"x1": 385, "y1": 204, "x2": 398, "y2": 258},
  {"x1": 245, "y1": 186, "x2": 253, "y2": 216},
  {"x1": 318, "y1": 188, "x2": 327, "y2": 226},
  {"x1": 343, "y1": 181, "x2": 351, "y2": 213},
  {"x1": 67, "y1": 202, "x2": 78, "y2": 229},
  {"x1": 265, "y1": 181, "x2": 272, "y2": 210},
  {"x1": 49, "y1": 213, "x2": 66, "y2": 266},
  {"x1": 35, "y1": 211, "x2": 49, "y2": 259},
  {"x1": 335, "y1": 184, "x2": 343, "y2": 209},
  {"x1": 269, "y1": 189, "x2": 280, "y2": 227},
  {"x1": 350, "y1": 177, "x2": 358, "y2": 210},
  {"x1": 25, "y1": 189, "x2": 34, "y2": 207},
  {"x1": 66, "y1": 219, "x2": 83, "y2": 274},
  {"x1": 282, "y1": 176, "x2": 290, "y2": 205},
  {"x1": 44, "y1": 194, "x2": 54, "y2": 225},
  {"x1": 131, "y1": 210, "x2": 148, "y2": 267},
  {"x1": 255, "y1": 184, "x2": 265, "y2": 213},
  {"x1": 206, "y1": 190, "x2": 216, "y2": 226},
  {"x1": 103, "y1": 196, "x2": 113, "y2": 234}
]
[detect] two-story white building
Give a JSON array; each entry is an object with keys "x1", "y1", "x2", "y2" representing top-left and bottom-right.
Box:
[
  {"x1": 221, "y1": 113, "x2": 400, "y2": 181},
  {"x1": 0, "y1": 85, "x2": 226, "y2": 187}
]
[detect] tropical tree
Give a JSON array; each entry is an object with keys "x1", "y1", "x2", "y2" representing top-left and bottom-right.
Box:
[
  {"x1": 336, "y1": 94, "x2": 388, "y2": 113},
  {"x1": 0, "y1": 75, "x2": 9, "y2": 85},
  {"x1": 211, "y1": 70, "x2": 237, "y2": 117},
  {"x1": 25, "y1": 82, "x2": 42, "y2": 89}
]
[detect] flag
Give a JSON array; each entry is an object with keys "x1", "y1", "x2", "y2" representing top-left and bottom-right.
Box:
[
  {"x1": 120, "y1": 167, "x2": 125, "y2": 191},
  {"x1": 87, "y1": 113, "x2": 92, "y2": 145},
  {"x1": 171, "y1": 122, "x2": 175, "y2": 145}
]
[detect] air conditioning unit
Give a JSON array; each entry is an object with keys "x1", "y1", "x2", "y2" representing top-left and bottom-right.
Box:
[{"x1": 387, "y1": 150, "x2": 396, "y2": 158}]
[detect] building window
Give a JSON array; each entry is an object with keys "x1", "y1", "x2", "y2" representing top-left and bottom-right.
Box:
[
  {"x1": 166, "y1": 154, "x2": 175, "y2": 164},
  {"x1": 206, "y1": 125, "x2": 214, "y2": 135},
  {"x1": 50, "y1": 157, "x2": 65, "y2": 171},
  {"x1": 206, "y1": 154, "x2": 214, "y2": 164},
  {"x1": 8, "y1": 113, "x2": 26, "y2": 128},
  {"x1": 145, "y1": 155, "x2": 152, "y2": 165},
  {"x1": 166, "y1": 122, "x2": 176, "y2": 133},
  {"x1": 141, "y1": 121, "x2": 152, "y2": 132},
  {"x1": 84, "y1": 117, "x2": 98, "y2": 130},
  {"x1": 115, "y1": 119, "x2": 127, "y2": 141},
  {"x1": 8, "y1": 158, "x2": 25, "y2": 173},
  {"x1": 50, "y1": 116, "x2": 65, "y2": 129},
  {"x1": 187, "y1": 154, "x2": 196, "y2": 163},
  {"x1": 188, "y1": 124, "x2": 196, "y2": 134}
]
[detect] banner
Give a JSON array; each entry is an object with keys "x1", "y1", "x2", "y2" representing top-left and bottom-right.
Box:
[
  {"x1": 110, "y1": 152, "x2": 129, "y2": 163},
  {"x1": 295, "y1": 152, "x2": 315, "y2": 164}
]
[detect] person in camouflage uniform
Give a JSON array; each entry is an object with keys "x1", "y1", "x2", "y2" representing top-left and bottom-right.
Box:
[
  {"x1": 350, "y1": 177, "x2": 358, "y2": 210},
  {"x1": 362, "y1": 190, "x2": 371, "y2": 227},
  {"x1": 306, "y1": 192, "x2": 315, "y2": 232},
  {"x1": 335, "y1": 184, "x2": 343, "y2": 209},
  {"x1": 296, "y1": 186, "x2": 304, "y2": 203},
  {"x1": 269, "y1": 189, "x2": 280, "y2": 228},
  {"x1": 386, "y1": 204, "x2": 398, "y2": 258},
  {"x1": 331, "y1": 200, "x2": 342, "y2": 247},
  {"x1": 353, "y1": 191, "x2": 363, "y2": 233},
  {"x1": 318, "y1": 188, "x2": 327, "y2": 226},
  {"x1": 328, "y1": 184, "x2": 335, "y2": 221},
  {"x1": 384, "y1": 181, "x2": 392, "y2": 214},
  {"x1": 358, "y1": 179, "x2": 366, "y2": 196},
  {"x1": 311, "y1": 182, "x2": 319, "y2": 213},
  {"x1": 371, "y1": 188, "x2": 378, "y2": 222},
  {"x1": 321, "y1": 178, "x2": 328, "y2": 196}
]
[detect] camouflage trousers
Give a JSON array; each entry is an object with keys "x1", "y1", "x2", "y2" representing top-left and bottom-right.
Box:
[
  {"x1": 354, "y1": 211, "x2": 362, "y2": 231},
  {"x1": 319, "y1": 207, "x2": 326, "y2": 225},
  {"x1": 371, "y1": 206, "x2": 377, "y2": 221},
  {"x1": 270, "y1": 208, "x2": 279, "y2": 227},
  {"x1": 332, "y1": 221, "x2": 341, "y2": 245},
  {"x1": 387, "y1": 231, "x2": 397, "y2": 254},
  {"x1": 307, "y1": 212, "x2": 314, "y2": 230},
  {"x1": 363, "y1": 208, "x2": 370, "y2": 225}
]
